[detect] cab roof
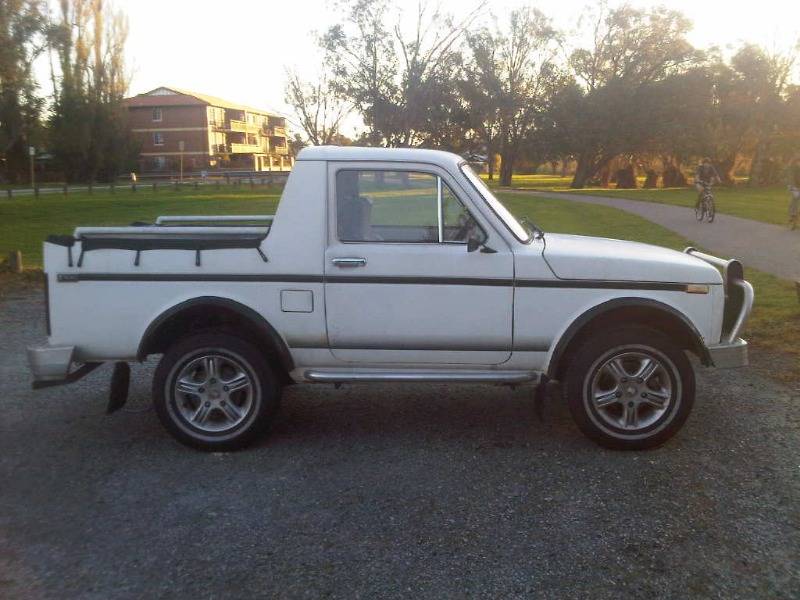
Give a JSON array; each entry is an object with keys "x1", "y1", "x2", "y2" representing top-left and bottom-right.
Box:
[{"x1": 296, "y1": 146, "x2": 465, "y2": 168}]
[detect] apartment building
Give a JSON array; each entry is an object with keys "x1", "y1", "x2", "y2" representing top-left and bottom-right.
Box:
[{"x1": 124, "y1": 87, "x2": 292, "y2": 173}]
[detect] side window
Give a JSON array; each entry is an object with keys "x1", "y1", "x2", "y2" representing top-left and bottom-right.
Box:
[
  {"x1": 336, "y1": 169, "x2": 477, "y2": 244},
  {"x1": 442, "y1": 184, "x2": 473, "y2": 242}
]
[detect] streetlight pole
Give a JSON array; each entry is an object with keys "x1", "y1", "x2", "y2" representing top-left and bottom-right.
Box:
[
  {"x1": 178, "y1": 140, "x2": 185, "y2": 183},
  {"x1": 28, "y1": 146, "x2": 35, "y2": 188}
]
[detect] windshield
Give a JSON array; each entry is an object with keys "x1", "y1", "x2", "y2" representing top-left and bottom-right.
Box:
[{"x1": 460, "y1": 163, "x2": 533, "y2": 243}]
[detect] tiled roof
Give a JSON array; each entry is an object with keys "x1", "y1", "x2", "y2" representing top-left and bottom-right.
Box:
[{"x1": 124, "y1": 86, "x2": 285, "y2": 117}]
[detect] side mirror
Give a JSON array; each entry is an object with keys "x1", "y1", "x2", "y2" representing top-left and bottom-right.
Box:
[{"x1": 467, "y1": 237, "x2": 481, "y2": 252}]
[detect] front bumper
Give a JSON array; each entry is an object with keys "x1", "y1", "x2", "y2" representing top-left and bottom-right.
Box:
[{"x1": 707, "y1": 338, "x2": 748, "y2": 368}]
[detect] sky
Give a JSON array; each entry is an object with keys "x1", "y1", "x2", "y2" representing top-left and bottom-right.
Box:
[{"x1": 83, "y1": 0, "x2": 800, "y2": 135}]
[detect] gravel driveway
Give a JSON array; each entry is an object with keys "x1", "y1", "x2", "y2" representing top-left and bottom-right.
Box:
[{"x1": 2, "y1": 287, "x2": 799, "y2": 599}]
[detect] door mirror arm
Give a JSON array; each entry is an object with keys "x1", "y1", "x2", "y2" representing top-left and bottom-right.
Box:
[{"x1": 467, "y1": 233, "x2": 496, "y2": 254}]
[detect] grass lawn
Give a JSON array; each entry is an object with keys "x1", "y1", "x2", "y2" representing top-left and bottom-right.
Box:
[
  {"x1": 498, "y1": 192, "x2": 800, "y2": 381},
  {"x1": 483, "y1": 173, "x2": 794, "y2": 227},
  {"x1": 0, "y1": 186, "x2": 282, "y2": 268},
  {"x1": 1, "y1": 185, "x2": 796, "y2": 380}
]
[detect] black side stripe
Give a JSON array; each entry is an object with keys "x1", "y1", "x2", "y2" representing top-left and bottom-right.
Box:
[
  {"x1": 55, "y1": 272, "x2": 691, "y2": 291},
  {"x1": 328, "y1": 275, "x2": 512, "y2": 286},
  {"x1": 58, "y1": 273, "x2": 325, "y2": 283},
  {"x1": 515, "y1": 279, "x2": 688, "y2": 291}
]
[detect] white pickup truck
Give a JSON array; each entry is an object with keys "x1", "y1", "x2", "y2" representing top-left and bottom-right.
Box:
[{"x1": 28, "y1": 147, "x2": 753, "y2": 451}]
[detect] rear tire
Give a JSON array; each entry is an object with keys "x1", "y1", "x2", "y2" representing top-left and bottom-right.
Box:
[
  {"x1": 153, "y1": 332, "x2": 281, "y2": 451},
  {"x1": 706, "y1": 199, "x2": 715, "y2": 223},
  {"x1": 564, "y1": 326, "x2": 695, "y2": 450}
]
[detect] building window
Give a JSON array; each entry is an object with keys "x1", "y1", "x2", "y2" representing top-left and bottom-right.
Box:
[
  {"x1": 153, "y1": 132, "x2": 165, "y2": 146},
  {"x1": 152, "y1": 107, "x2": 162, "y2": 122},
  {"x1": 154, "y1": 156, "x2": 167, "y2": 170}
]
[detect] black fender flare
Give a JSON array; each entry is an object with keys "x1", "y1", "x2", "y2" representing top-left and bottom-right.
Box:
[
  {"x1": 136, "y1": 296, "x2": 294, "y2": 372},
  {"x1": 545, "y1": 297, "x2": 711, "y2": 379}
]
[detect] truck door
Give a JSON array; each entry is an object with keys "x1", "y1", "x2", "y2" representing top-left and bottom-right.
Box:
[{"x1": 323, "y1": 162, "x2": 514, "y2": 365}]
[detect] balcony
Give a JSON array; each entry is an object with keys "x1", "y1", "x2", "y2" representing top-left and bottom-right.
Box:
[
  {"x1": 268, "y1": 125, "x2": 287, "y2": 138},
  {"x1": 226, "y1": 119, "x2": 261, "y2": 133},
  {"x1": 273, "y1": 145, "x2": 289, "y2": 155},
  {"x1": 229, "y1": 143, "x2": 263, "y2": 154}
]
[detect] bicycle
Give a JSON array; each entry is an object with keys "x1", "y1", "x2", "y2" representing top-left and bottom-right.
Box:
[
  {"x1": 789, "y1": 186, "x2": 799, "y2": 230},
  {"x1": 695, "y1": 182, "x2": 715, "y2": 223}
]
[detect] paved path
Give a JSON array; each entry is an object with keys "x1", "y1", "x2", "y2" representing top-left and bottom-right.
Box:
[{"x1": 518, "y1": 191, "x2": 800, "y2": 280}]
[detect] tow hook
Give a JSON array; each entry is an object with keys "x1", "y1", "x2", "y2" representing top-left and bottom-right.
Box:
[{"x1": 106, "y1": 362, "x2": 131, "y2": 414}]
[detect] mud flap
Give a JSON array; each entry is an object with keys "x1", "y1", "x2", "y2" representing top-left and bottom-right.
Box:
[{"x1": 106, "y1": 362, "x2": 131, "y2": 414}]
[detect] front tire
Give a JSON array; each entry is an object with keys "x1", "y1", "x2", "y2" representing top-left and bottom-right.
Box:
[
  {"x1": 706, "y1": 200, "x2": 715, "y2": 223},
  {"x1": 695, "y1": 201, "x2": 705, "y2": 221},
  {"x1": 153, "y1": 332, "x2": 281, "y2": 451},
  {"x1": 564, "y1": 326, "x2": 695, "y2": 450}
]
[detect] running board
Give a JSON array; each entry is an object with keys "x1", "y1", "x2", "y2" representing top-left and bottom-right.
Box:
[{"x1": 302, "y1": 369, "x2": 538, "y2": 384}]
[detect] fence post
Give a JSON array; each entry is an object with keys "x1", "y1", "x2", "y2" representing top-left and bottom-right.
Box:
[
  {"x1": 174, "y1": 181, "x2": 179, "y2": 192},
  {"x1": 111, "y1": 183, "x2": 115, "y2": 194},
  {"x1": 6, "y1": 189, "x2": 11, "y2": 199},
  {"x1": 8, "y1": 250, "x2": 23, "y2": 274},
  {"x1": 216, "y1": 180, "x2": 220, "y2": 191},
  {"x1": 88, "y1": 183, "x2": 93, "y2": 195},
  {"x1": 225, "y1": 173, "x2": 230, "y2": 186},
  {"x1": 250, "y1": 177, "x2": 254, "y2": 190},
  {"x1": 194, "y1": 181, "x2": 199, "y2": 190},
  {"x1": 132, "y1": 182, "x2": 137, "y2": 193},
  {"x1": 152, "y1": 182, "x2": 157, "y2": 192},
  {"x1": 63, "y1": 183, "x2": 68, "y2": 196},
  {"x1": 34, "y1": 185, "x2": 39, "y2": 198}
]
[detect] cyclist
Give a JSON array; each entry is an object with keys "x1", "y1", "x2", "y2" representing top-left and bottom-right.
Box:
[
  {"x1": 695, "y1": 157, "x2": 721, "y2": 210},
  {"x1": 788, "y1": 157, "x2": 800, "y2": 230}
]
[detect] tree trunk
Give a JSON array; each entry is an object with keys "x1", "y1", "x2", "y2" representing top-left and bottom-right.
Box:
[
  {"x1": 571, "y1": 155, "x2": 595, "y2": 189},
  {"x1": 616, "y1": 165, "x2": 637, "y2": 189},
  {"x1": 500, "y1": 150, "x2": 516, "y2": 187},
  {"x1": 714, "y1": 154, "x2": 737, "y2": 185},
  {"x1": 499, "y1": 152, "x2": 514, "y2": 187}
]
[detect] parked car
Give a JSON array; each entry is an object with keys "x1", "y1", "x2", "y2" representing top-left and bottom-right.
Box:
[{"x1": 28, "y1": 147, "x2": 753, "y2": 451}]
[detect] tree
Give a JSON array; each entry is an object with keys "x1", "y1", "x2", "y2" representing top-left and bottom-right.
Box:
[
  {"x1": 563, "y1": 5, "x2": 700, "y2": 188},
  {"x1": 737, "y1": 43, "x2": 799, "y2": 185},
  {"x1": 0, "y1": 0, "x2": 46, "y2": 183},
  {"x1": 285, "y1": 63, "x2": 351, "y2": 146},
  {"x1": 462, "y1": 9, "x2": 562, "y2": 185},
  {"x1": 321, "y1": 0, "x2": 481, "y2": 148},
  {"x1": 47, "y1": 0, "x2": 136, "y2": 182}
]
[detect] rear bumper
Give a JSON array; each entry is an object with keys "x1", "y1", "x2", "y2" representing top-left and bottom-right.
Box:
[
  {"x1": 707, "y1": 338, "x2": 748, "y2": 369},
  {"x1": 27, "y1": 344, "x2": 103, "y2": 389},
  {"x1": 27, "y1": 344, "x2": 75, "y2": 382}
]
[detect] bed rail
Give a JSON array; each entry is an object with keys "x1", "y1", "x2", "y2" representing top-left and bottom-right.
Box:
[{"x1": 155, "y1": 215, "x2": 274, "y2": 225}]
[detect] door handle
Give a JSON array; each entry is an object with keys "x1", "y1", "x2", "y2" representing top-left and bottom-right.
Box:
[{"x1": 332, "y1": 257, "x2": 367, "y2": 267}]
